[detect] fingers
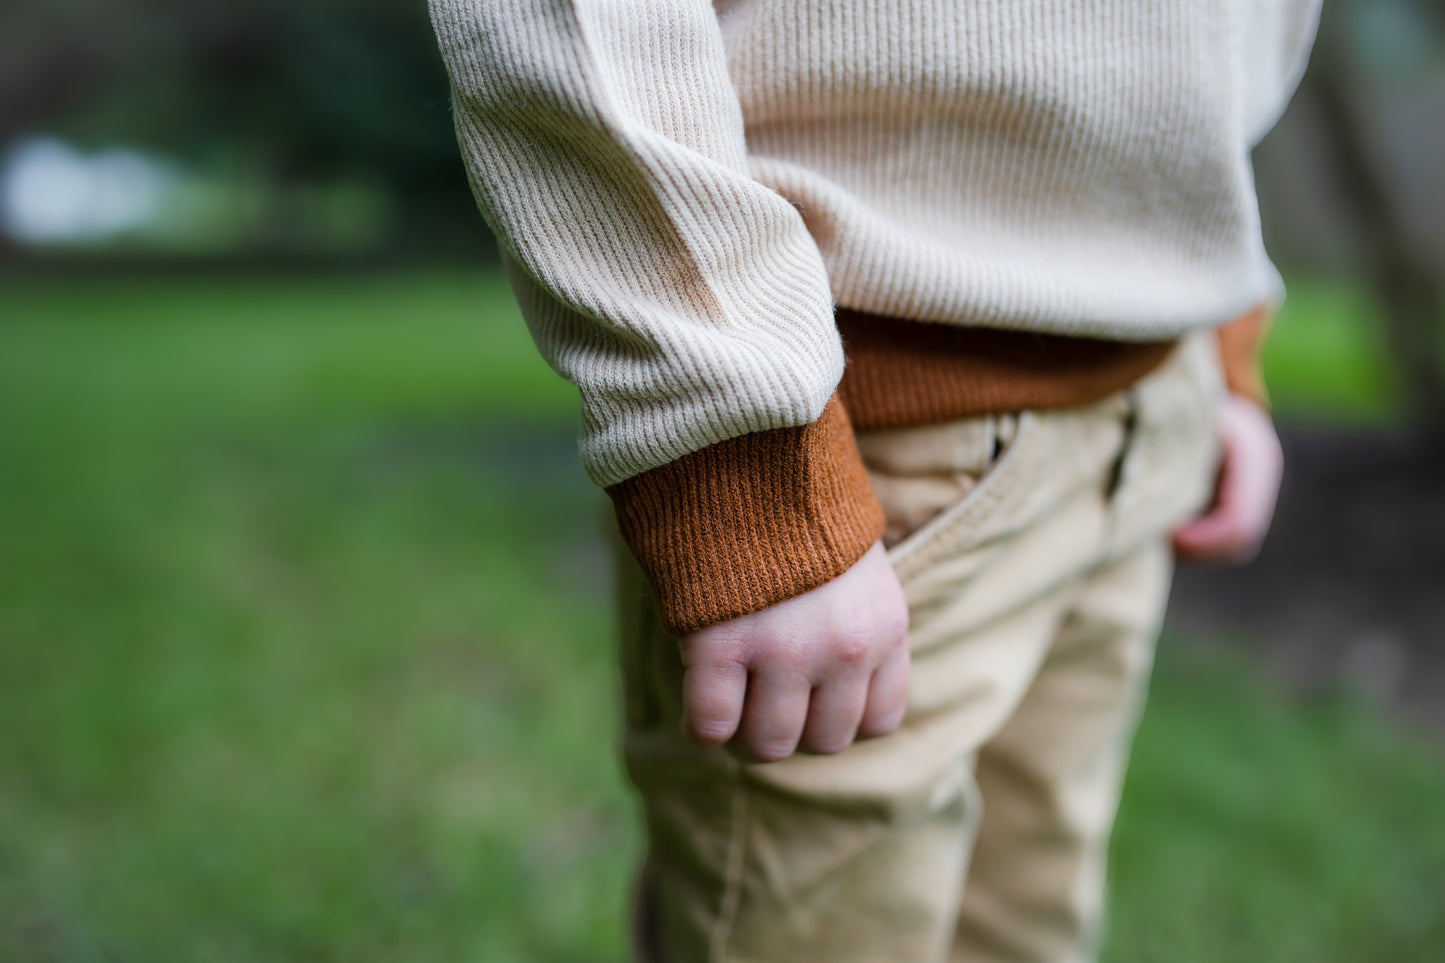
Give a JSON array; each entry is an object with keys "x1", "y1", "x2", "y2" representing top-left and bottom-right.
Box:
[
  {"x1": 799, "y1": 673, "x2": 869, "y2": 755},
  {"x1": 681, "y1": 654, "x2": 747, "y2": 748},
  {"x1": 735, "y1": 669, "x2": 812, "y2": 762},
  {"x1": 1173, "y1": 395, "x2": 1283, "y2": 564},
  {"x1": 686, "y1": 651, "x2": 910, "y2": 760},
  {"x1": 676, "y1": 539, "x2": 913, "y2": 763},
  {"x1": 857, "y1": 638, "x2": 910, "y2": 739},
  {"x1": 1173, "y1": 457, "x2": 1249, "y2": 561}
]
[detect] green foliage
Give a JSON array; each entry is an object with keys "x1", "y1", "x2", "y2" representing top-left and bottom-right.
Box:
[
  {"x1": 0, "y1": 269, "x2": 616, "y2": 962},
  {"x1": 13, "y1": 0, "x2": 459, "y2": 180},
  {"x1": 0, "y1": 271, "x2": 1439, "y2": 962},
  {"x1": 6, "y1": 0, "x2": 480, "y2": 255},
  {"x1": 1110, "y1": 643, "x2": 1445, "y2": 961},
  {"x1": 1265, "y1": 283, "x2": 1401, "y2": 423}
]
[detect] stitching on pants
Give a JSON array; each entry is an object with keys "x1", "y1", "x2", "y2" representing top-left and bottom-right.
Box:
[{"x1": 709, "y1": 763, "x2": 748, "y2": 963}]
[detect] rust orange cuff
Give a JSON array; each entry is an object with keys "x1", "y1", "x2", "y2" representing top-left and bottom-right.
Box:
[
  {"x1": 605, "y1": 397, "x2": 886, "y2": 637},
  {"x1": 836, "y1": 309, "x2": 1175, "y2": 431},
  {"x1": 1214, "y1": 303, "x2": 1272, "y2": 409}
]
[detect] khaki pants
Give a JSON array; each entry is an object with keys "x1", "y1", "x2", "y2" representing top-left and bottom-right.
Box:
[{"x1": 617, "y1": 335, "x2": 1223, "y2": 963}]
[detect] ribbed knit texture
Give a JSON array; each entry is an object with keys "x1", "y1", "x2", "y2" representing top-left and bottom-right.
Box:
[
  {"x1": 835, "y1": 310, "x2": 1178, "y2": 432},
  {"x1": 433, "y1": 0, "x2": 842, "y2": 489},
  {"x1": 431, "y1": 0, "x2": 1315, "y2": 631},
  {"x1": 1215, "y1": 303, "x2": 1274, "y2": 409},
  {"x1": 606, "y1": 397, "x2": 884, "y2": 636},
  {"x1": 431, "y1": 0, "x2": 1320, "y2": 487},
  {"x1": 605, "y1": 303, "x2": 1273, "y2": 633}
]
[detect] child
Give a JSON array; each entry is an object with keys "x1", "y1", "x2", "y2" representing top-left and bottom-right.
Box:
[{"x1": 430, "y1": 1, "x2": 1317, "y2": 959}]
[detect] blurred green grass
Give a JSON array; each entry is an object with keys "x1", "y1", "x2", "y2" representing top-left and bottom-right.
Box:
[
  {"x1": 1262, "y1": 282, "x2": 1400, "y2": 423},
  {"x1": 0, "y1": 271, "x2": 1440, "y2": 962}
]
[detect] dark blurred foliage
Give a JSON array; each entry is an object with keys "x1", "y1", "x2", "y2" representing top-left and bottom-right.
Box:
[
  {"x1": 1305, "y1": 0, "x2": 1445, "y2": 429},
  {"x1": 3, "y1": 0, "x2": 487, "y2": 258},
  {"x1": 1250, "y1": 0, "x2": 1445, "y2": 431}
]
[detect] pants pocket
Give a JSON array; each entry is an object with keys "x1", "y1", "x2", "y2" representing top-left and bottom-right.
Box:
[{"x1": 857, "y1": 411, "x2": 1035, "y2": 568}]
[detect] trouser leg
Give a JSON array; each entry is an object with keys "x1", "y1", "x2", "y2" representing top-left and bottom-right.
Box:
[
  {"x1": 618, "y1": 336, "x2": 1220, "y2": 963},
  {"x1": 617, "y1": 401, "x2": 1119, "y2": 963},
  {"x1": 949, "y1": 540, "x2": 1174, "y2": 963},
  {"x1": 943, "y1": 335, "x2": 1220, "y2": 963},
  {"x1": 618, "y1": 541, "x2": 986, "y2": 963}
]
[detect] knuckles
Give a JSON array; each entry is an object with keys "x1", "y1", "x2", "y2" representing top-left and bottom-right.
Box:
[
  {"x1": 858, "y1": 706, "x2": 906, "y2": 740},
  {"x1": 881, "y1": 607, "x2": 910, "y2": 649},
  {"x1": 814, "y1": 598, "x2": 908, "y2": 672},
  {"x1": 747, "y1": 740, "x2": 800, "y2": 763},
  {"x1": 805, "y1": 736, "x2": 855, "y2": 756},
  {"x1": 685, "y1": 717, "x2": 737, "y2": 748},
  {"x1": 826, "y1": 628, "x2": 873, "y2": 668},
  {"x1": 681, "y1": 632, "x2": 749, "y2": 672}
]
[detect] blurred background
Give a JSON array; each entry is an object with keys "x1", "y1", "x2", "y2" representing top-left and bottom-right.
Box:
[{"x1": 1, "y1": 0, "x2": 1442, "y2": 960}]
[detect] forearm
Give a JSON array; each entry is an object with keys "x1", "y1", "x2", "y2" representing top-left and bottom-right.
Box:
[
  {"x1": 431, "y1": 0, "x2": 886, "y2": 633},
  {"x1": 431, "y1": 0, "x2": 843, "y2": 488}
]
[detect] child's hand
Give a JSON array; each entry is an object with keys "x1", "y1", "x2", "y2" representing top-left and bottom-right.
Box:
[
  {"x1": 1172, "y1": 393, "x2": 1284, "y2": 564},
  {"x1": 678, "y1": 541, "x2": 910, "y2": 763}
]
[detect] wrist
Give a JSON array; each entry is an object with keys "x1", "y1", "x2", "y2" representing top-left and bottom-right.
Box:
[{"x1": 607, "y1": 396, "x2": 885, "y2": 636}]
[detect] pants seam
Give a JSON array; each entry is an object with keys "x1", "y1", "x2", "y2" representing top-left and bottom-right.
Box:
[{"x1": 709, "y1": 761, "x2": 748, "y2": 963}]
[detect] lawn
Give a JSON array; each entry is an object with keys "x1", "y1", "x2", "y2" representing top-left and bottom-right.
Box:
[{"x1": 0, "y1": 270, "x2": 1439, "y2": 962}]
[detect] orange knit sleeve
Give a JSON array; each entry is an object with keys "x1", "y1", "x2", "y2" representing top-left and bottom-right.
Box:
[
  {"x1": 1214, "y1": 304, "x2": 1272, "y2": 409},
  {"x1": 605, "y1": 396, "x2": 885, "y2": 636}
]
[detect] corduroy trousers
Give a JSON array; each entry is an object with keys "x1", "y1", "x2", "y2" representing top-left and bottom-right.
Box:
[{"x1": 616, "y1": 333, "x2": 1223, "y2": 963}]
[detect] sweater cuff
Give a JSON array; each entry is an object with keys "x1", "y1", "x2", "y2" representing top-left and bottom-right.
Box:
[
  {"x1": 1214, "y1": 303, "x2": 1272, "y2": 409},
  {"x1": 605, "y1": 396, "x2": 886, "y2": 636}
]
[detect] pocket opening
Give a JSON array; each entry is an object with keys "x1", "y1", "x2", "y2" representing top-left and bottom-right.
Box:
[{"x1": 876, "y1": 410, "x2": 1036, "y2": 566}]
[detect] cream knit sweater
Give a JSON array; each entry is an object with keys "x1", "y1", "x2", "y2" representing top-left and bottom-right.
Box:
[{"x1": 431, "y1": 0, "x2": 1318, "y2": 491}]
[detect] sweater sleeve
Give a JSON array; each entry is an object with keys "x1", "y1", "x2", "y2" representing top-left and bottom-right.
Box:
[
  {"x1": 1215, "y1": 303, "x2": 1272, "y2": 410},
  {"x1": 608, "y1": 394, "x2": 884, "y2": 636},
  {"x1": 1239, "y1": 0, "x2": 1323, "y2": 148},
  {"x1": 430, "y1": 0, "x2": 882, "y2": 634}
]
